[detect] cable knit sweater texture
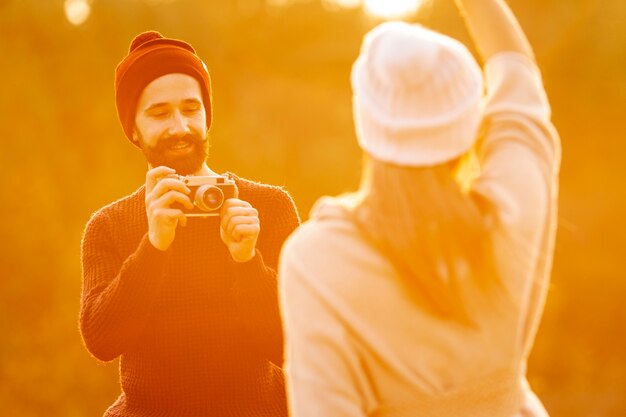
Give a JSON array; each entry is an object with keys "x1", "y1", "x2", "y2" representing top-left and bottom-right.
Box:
[{"x1": 80, "y1": 173, "x2": 300, "y2": 417}]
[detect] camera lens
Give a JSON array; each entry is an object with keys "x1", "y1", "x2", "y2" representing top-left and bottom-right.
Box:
[{"x1": 194, "y1": 185, "x2": 224, "y2": 212}]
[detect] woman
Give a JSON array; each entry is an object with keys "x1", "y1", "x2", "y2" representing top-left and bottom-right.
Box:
[{"x1": 279, "y1": 0, "x2": 560, "y2": 416}]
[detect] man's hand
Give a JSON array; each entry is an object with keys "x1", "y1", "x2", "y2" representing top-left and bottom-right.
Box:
[
  {"x1": 219, "y1": 199, "x2": 260, "y2": 263},
  {"x1": 145, "y1": 166, "x2": 193, "y2": 251}
]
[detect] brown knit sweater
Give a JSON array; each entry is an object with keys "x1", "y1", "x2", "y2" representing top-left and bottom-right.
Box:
[{"x1": 80, "y1": 173, "x2": 300, "y2": 417}]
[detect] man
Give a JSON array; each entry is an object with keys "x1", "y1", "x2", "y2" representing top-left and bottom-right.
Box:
[{"x1": 80, "y1": 31, "x2": 299, "y2": 417}]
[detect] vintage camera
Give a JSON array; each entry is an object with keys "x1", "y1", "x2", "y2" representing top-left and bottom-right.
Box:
[{"x1": 175, "y1": 175, "x2": 238, "y2": 217}]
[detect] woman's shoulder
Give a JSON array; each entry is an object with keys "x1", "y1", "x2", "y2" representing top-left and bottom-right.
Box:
[
  {"x1": 280, "y1": 196, "x2": 394, "y2": 296},
  {"x1": 283, "y1": 197, "x2": 361, "y2": 253}
]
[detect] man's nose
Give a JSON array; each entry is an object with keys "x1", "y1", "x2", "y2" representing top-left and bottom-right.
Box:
[{"x1": 168, "y1": 110, "x2": 191, "y2": 137}]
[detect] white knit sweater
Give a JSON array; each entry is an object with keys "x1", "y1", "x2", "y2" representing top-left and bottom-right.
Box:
[{"x1": 279, "y1": 52, "x2": 561, "y2": 417}]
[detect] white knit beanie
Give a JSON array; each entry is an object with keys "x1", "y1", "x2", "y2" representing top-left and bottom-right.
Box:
[{"x1": 351, "y1": 22, "x2": 484, "y2": 167}]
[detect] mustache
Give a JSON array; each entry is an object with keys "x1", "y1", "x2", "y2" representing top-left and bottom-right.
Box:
[{"x1": 152, "y1": 133, "x2": 207, "y2": 152}]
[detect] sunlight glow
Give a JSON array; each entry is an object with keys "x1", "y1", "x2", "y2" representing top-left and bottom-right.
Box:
[
  {"x1": 363, "y1": 0, "x2": 424, "y2": 19},
  {"x1": 320, "y1": 0, "x2": 426, "y2": 19},
  {"x1": 323, "y1": 0, "x2": 361, "y2": 10},
  {"x1": 64, "y1": 0, "x2": 91, "y2": 26}
]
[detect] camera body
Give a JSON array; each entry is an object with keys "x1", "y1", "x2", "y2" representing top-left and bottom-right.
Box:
[{"x1": 176, "y1": 175, "x2": 238, "y2": 217}]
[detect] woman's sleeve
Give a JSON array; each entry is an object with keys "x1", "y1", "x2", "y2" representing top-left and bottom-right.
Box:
[
  {"x1": 472, "y1": 51, "x2": 560, "y2": 240},
  {"x1": 472, "y1": 52, "x2": 561, "y2": 351},
  {"x1": 473, "y1": 52, "x2": 561, "y2": 237}
]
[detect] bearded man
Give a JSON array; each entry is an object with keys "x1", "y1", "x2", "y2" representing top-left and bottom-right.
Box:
[{"x1": 79, "y1": 31, "x2": 299, "y2": 417}]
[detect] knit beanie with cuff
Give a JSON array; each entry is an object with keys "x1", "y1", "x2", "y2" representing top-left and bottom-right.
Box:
[
  {"x1": 351, "y1": 22, "x2": 484, "y2": 167},
  {"x1": 114, "y1": 31, "x2": 212, "y2": 148}
]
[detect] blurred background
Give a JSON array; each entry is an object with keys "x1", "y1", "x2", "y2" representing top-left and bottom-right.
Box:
[{"x1": 0, "y1": 0, "x2": 624, "y2": 415}]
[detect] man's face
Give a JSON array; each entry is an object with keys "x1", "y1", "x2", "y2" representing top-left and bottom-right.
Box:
[{"x1": 134, "y1": 73, "x2": 208, "y2": 175}]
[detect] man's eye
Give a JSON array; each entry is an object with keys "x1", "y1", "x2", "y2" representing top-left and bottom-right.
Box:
[
  {"x1": 183, "y1": 106, "x2": 201, "y2": 114},
  {"x1": 150, "y1": 111, "x2": 168, "y2": 118}
]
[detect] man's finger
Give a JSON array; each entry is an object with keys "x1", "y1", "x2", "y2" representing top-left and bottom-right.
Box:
[
  {"x1": 221, "y1": 210, "x2": 258, "y2": 238},
  {"x1": 224, "y1": 215, "x2": 259, "y2": 239},
  {"x1": 153, "y1": 190, "x2": 194, "y2": 211},
  {"x1": 231, "y1": 223, "x2": 260, "y2": 242},
  {"x1": 154, "y1": 208, "x2": 187, "y2": 226},
  {"x1": 146, "y1": 166, "x2": 176, "y2": 193},
  {"x1": 220, "y1": 198, "x2": 252, "y2": 216},
  {"x1": 221, "y1": 207, "x2": 258, "y2": 225},
  {"x1": 148, "y1": 178, "x2": 190, "y2": 202}
]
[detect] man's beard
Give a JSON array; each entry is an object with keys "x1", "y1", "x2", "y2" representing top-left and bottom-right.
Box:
[{"x1": 139, "y1": 131, "x2": 209, "y2": 176}]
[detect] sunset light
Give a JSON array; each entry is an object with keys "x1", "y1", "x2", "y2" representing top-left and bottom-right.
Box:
[
  {"x1": 322, "y1": 0, "x2": 361, "y2": 10},
  {"x1": 4, "y1": 1, "x2": 623, "y2": 416},
  {"x1": 363, "y1": 0, "x2": 425, "y2": 19},
  {"x1": 318, "y1": 0, "x2": 427, "y2": 19},
  {"x1": 64, "y1": 0, "x2": 91, "y2": 26}
]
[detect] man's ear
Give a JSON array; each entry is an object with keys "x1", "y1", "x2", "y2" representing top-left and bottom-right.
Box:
[{"x1": 132, "y1": 129, "x2": 140, "y2": 146}]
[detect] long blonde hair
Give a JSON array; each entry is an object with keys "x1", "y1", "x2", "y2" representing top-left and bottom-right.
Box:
[{"x1": 349, "y1": 153, "x2": 496, "y2": 322}]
